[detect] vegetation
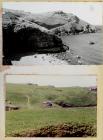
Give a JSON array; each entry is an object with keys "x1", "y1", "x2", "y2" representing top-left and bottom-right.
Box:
[
  {"x1": 12, "y1": 123, "x2": 96, "y2": 137},
  {"x1": 6, "y1": 84, "x2": 97, "y2": 137}
]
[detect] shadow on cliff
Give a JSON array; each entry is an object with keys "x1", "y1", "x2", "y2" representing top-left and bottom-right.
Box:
[{"x1": 3, "y1": 11, "x2": 66, "y2": 65}]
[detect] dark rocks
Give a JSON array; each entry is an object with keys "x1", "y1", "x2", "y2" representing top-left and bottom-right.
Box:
[
  {"x1": 43, "y1": 101, "x2": 53, "y2": 107},
  {"x1": 55, "y1": 101, "x2": 72, "y2": 108},
  {"x1": 55, "y1": 100, "x2": 96, "y2": 108},
  {"x1": 89, "y1": 41, "x2": 95, "y2": 45},
  {"x1": 3, "y1": 10, "x2": 66, "y2": 65},
  {"x1": 6, "y1": 104, "x2": 20, "y2": 111}
]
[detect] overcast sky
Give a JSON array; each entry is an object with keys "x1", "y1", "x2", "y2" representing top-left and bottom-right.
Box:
[
  {"x1": 6, "y1": 75, "x2": 96, "y2": 87},
  {"x1": 3, "y1": 2, "x2": 103, "y2": 25}
]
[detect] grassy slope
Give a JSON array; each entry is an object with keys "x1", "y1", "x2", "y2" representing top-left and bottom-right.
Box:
[
  {"x1": 6, "y1": 83, "x2": 97, "y2": 107},
  {"x1": 6, "y1": 107, "x2": 96, "y2": 136},
  {"x1": 6, "y1": 84, "x2": 97, "y2": 136}
]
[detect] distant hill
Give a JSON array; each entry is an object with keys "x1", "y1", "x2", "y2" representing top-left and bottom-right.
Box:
[
  {"x1": 3, "y1": 9, "x2": 98, "y2": 32},
  {"x1": 22, "y1": 10, "x2": 90, "y2": 29},
  {"x1": 6, "y1": 84, "x2": 97, "y2": 108},
  {"x1": 95, "y1": 25, "x2": 103, "y2": 32}
]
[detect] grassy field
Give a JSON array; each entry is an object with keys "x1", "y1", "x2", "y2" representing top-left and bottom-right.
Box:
[{"x1": 6, "y1": 84, "x2": 97, "y2": 136}]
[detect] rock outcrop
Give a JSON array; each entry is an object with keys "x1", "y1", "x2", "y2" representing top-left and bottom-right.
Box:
[
  {"x1": 3, "y1": 9, "x2": 99, "y2": 65},
  {"x1": 3, "y1": 10, "x2": 66, "y2": 64}
]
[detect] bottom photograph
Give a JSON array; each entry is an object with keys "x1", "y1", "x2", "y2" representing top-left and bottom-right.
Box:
[{"x1": 5, "y1": 75, "x2": 97, "y2": 137}]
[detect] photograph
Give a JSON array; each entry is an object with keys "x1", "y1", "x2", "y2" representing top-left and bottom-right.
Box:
[
  {"x1": 2, "y1": 2, "x2": 103, "y2": 65},
  {"x1": 6, "y1": 74, "x2": 97, "y2": 137}
]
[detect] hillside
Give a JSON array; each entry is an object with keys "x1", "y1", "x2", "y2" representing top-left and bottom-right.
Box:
[
  {"x1": 3, "y1": 9, "x2": 102, "y2": 33},
  {"x1": 3, "y1": 9, "x2": 66, "y2": 64},
  {"x1": 6, "y1": 84, "x2": 97, "y2": 108},
  {"x1": 23, "y1": 10, "x2": 92, "y2": 29},
  {"x1": 3, "y1": 9, "x2": 102, "y2": 65},
  {"x1": 6, "y1": 83, "x2": 97, "y2": 137},
  {"x1": 20, "y1": 10, "x2": 97, "y2": 35}
]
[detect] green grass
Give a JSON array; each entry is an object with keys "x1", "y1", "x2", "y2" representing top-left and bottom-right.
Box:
[
  {"x1": 6, "y1": 83, "x2": 97, "y2": 107},
  {"x1": 6, "y1": 107, "x2": 96, "y2": 136},
  {"x1": 6, "y1": 84, "x2": 97, "y2": 136}
]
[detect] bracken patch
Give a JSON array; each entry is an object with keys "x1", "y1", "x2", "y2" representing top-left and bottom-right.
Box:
[{"x1": 12, "y1": 123, "x2": 96, "y2": 137}]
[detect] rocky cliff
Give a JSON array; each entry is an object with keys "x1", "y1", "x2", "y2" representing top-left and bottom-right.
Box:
[{"x1": 3, "y1": 10, "x2": 66, "y2": 64}]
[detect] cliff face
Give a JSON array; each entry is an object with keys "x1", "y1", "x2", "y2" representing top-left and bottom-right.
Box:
[{"x1": 3, "y1": 10, "x2": 66, "y2": 64}]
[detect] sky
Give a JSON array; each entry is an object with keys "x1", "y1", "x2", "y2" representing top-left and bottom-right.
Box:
[
  {"x1": 6, "y1": 75, "x2": 97, "y2": 87},
  {"x1": 3, "y1": 2, "x2": 103, "y2": 25}
]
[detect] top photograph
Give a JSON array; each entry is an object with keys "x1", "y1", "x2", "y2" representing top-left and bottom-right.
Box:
[{"x1": 2, "y1": 2, "x2": 103, "y2": 65}]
